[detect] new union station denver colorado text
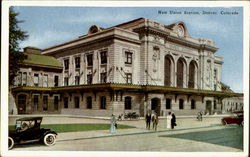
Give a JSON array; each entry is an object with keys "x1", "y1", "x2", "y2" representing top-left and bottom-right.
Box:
[{"x1": 9, "y1": 18, "x2": 243, "y2": 117}]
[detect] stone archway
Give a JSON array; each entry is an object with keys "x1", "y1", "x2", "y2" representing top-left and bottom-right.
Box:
[{"x1": 151, "y1": 98, "x2": 161, "y2": 116}]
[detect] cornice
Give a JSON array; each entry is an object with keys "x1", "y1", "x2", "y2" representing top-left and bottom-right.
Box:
[{"x1": 134, "y1": 26, "x2": 218, "y2": 53}]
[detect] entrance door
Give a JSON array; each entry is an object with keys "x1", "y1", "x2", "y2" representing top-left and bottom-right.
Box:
[
  {"x1": 18, "y1": 95, "x2": 26, "y2": 114},
  {"x1": 206, "y1": 100, "x2": 212, "y2": 115},
  {"x1": 151, "y1": 98, "x2": 161, "y2": 116}
]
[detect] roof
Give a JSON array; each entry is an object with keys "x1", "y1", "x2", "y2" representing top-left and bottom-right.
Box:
[
  {"x1": 17, "y1": 117, "x2": 43, "y2": 121},
  {"x1": 23, "y1": 52, "x2": 62, "y2": 68}
]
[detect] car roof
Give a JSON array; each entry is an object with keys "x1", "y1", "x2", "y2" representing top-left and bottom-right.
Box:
[{"x1": 17, "y1": 117, "x2": 43, "y2": 121}]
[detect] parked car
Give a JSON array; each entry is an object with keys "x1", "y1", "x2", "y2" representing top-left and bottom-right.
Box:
[
  {"x1": 221, "y1": 112, "x2": 244, "y2": 126},
  {"x1": 8, "y1": 117, "x2": 57, "y2": 150}
]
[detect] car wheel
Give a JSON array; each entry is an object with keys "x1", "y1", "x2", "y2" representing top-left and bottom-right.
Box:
[
  {"x1": 241, "y1": 121, "x2": 244, "y2": 126},
  {"x1": 8, "y1": 137, "x2": 14, "y2": 150},
  {"x1": 222, "y1": 120, "x2": 227, "y2": 126},
  {"x1": 43, "y1": 133, "x2": 56, "y2": 146}
]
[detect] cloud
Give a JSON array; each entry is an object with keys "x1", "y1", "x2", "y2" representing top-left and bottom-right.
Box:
[
  {"x1": 20, "y1": 30, "x2": 75, "y2": 49},
  {"x1": 61, "y1": 11, "x2": 134, "y2": 26}
]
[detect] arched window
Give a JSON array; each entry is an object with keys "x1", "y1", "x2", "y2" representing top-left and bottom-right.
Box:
[
  {"x1": 179, "y1": 99, "x2": 184, "y2": 109},
  {"x1": 125, "y1": 96, "x2": 132, "y2": 110},
  {"x1": 100, "y1": 96, "x2": 106, "y2": 109},
  {"x1": 87, "y1": 96, "x2": 92, "y2": 109},
  {"x1": 177, "y1": 59, "x2": 184, "y2": 88},
  {"x1": 166, "y1": 98, "x2": 171, "y2": 109},
  {"x1": 164, "y1": 56, "x2": 171, "y2": 87},
  {"x1": 188, "y1": 61, "x2": 195, "y2": 88},
  {"x1": 191, "y1": 99, "x2": 196, "y2": 109}
]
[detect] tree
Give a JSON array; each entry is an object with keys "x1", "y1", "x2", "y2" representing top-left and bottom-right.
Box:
[{"x1": 9, "y1": 7, "x2": 28, "y2": 86}]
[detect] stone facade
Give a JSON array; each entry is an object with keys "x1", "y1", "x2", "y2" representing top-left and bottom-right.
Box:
[{"x1": 10, "y1": 18, "x2": 243, "y2": 116}]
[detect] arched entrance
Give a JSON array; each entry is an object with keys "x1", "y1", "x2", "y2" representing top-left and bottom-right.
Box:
[
  {"x1": 206, "y1": 100, "x2": 212, "y2": 115},
  {"x1": 151, "y1": 98, "x2": 161, "y2": 116},
  {"x1": 17, "y1": 94, "x2": 27, "y2": 114}
]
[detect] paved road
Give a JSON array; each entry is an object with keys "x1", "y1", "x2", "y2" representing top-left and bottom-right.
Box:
[{"x1": 12, "y1": 124, "x2": 243, "y2": 152}]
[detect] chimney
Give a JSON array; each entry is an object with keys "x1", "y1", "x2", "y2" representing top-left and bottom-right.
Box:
[{"x1": 23, "y1": 46, "x2": 42, "y2": 54}]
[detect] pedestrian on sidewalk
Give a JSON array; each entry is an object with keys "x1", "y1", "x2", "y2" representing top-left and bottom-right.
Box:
[
  {"x1": 166, "y1": 112, "x2": 172, "y2": 129},
  {"x1": 145, "y1": 111, "x2": 151, "y2": 130},
  {"x1": 110, "y1": 114, "x2": 116, "y2": 134},
  {"x1": 171, "y1": 112, "x2": 176, "y2": 129},
  {"x1": 152, "y1": 113, "x2": 159, "y2": 131}
]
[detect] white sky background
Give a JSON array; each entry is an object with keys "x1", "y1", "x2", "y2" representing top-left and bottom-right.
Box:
[{"x1": 13, "y1": 7, "x2": 243, "y2": 93}]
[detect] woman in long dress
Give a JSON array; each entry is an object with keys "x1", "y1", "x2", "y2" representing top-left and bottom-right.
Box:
[
  {"x1": 110, "y1": 114, "x2": 116, "y2": 134},
  {"x1": 166, "y1": 112, "x2": 172, "y2": 129}
]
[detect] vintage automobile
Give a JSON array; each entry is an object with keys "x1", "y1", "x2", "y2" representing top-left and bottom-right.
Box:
[
  {"x1": 8, "y1": 117, "x2": 57, "y2": 150},
  {"x1": 221, "y1": 112, "x2": 244, "y2": 126}
]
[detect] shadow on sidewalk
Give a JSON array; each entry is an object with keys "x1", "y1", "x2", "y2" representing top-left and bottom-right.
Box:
[{"x1": 159, "y1": 127, "x2": 243, "y2": 150}]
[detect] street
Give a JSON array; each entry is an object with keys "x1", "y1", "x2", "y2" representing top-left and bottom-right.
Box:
[{"x1": 9, "y1": 116, "x2": 243, "y2": 152}]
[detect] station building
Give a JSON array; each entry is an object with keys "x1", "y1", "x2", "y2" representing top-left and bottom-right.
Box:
[{"x1": 10, "y1": 18, "x2": 243, "y2": 116}]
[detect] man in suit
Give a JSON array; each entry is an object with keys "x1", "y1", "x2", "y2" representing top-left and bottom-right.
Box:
[
  {"x1": 145, "y1": 112, "x2": 151, "y2": 130},
  {"x1": 171, "y1": 112, "x2": 176, "y2": 129}
]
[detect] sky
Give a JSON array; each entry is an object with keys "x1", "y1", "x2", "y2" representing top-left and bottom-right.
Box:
[{"x1": 13, "y1": 6, "x2": 243, "y2": 93}]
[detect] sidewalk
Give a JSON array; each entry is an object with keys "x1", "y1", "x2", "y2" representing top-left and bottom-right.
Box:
[{"x1": 56, "y1": 117, "x2": 224, "y2": 142}]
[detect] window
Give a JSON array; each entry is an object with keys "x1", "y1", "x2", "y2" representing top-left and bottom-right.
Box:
[
  {"x1": 33, "y1": 95, "x2": 39, "y2": 111},
  {"x1": 177, "y1": 59, "x2": 184, "y2": 88},
  {"x1": 87, "y1": 54, "x2": 93, "y2": 66},
  {"x1": 64, "y1": 97, "x2": 68, "y2": 108},
  {"x1": 34, "y1": 74, "x2": 39, "y2": 86},
  {"x1": 43, "y1": 75, "x2": 48, "y2": 87},
  {"x1": 125, "y1": 96, "x2": 132, "y2": 110},
  {"x1": 166, "y1": 98, "x2": 171, "y2": 109},
  {"x1": 43, "y1": 96, "x2": 48, "y2": 111},
  {"x1": 75, "y1": 76, "x2": 80, "y2": 85},
  {"x1": 87, "y1": 96, "x2": 92, "y2": 109},
  {"x1": 179, "y1": 99, "x2": 184, "y2": 109},
  {"x1": 54, "y1": 96, "x2": 59, "y2": 110},
  {"x1": 87, "y1": 74, "x2": 92, "y2": 84},
  {"x1": 191, "y1": 99, "x2": 196, "y2": 109},
  {"x1": 17, "y1": 72, "x2": 22, "y2": 86},
  {"x1": 188, "y1": 61, "x2": 195, "y2": 88},
  {"x1": 101, "y1": 72, "x2": 107, "y2": 83},
  {"x1": 22, "y1": 72, "x2": 27, "y2": 86},
  {"x1": 126, "y1": 73, "x2": 132, "y2": 84},
  {"x1": 64, "y1": 77, "x2": 68, "y2": 86},
  {"x1": 100, "y1": 96, "x2": 106, "y2": 109},
  {"x1": 75, "y1": 57, "x2": 80, "y2": 69},
  {"x1": 64, "y1": 59, "x2": 69, "y2": 70},
  {"x1": 100, "y1": 51, "x2": 107, "y2": 64},
  {"x1": 125, "y1": 51, "x2": 132, "y2": 64},
  {"x1": 74, "y1": 97, "x2": 80, "y2": 108},
  {"x1": 54, "y1": 75, "x2": 59, "y2": 87}
]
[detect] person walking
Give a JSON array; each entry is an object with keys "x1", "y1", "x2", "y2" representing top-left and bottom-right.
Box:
[
  {"x1": 110, "y1": 114, "x2": 116, "y2": 134},
  {"x1": 166, "y1": 112, "x2": 172, "y2": 129},
  {"x1": 152, "y1": 113, "x2": 159, "y2": 131},
  {"x1": 145, "y1": 112, "x2": 151, "y2": 130},
  {"x1": 171, "y1": 112, "x2": 176, "y2": 129}
]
